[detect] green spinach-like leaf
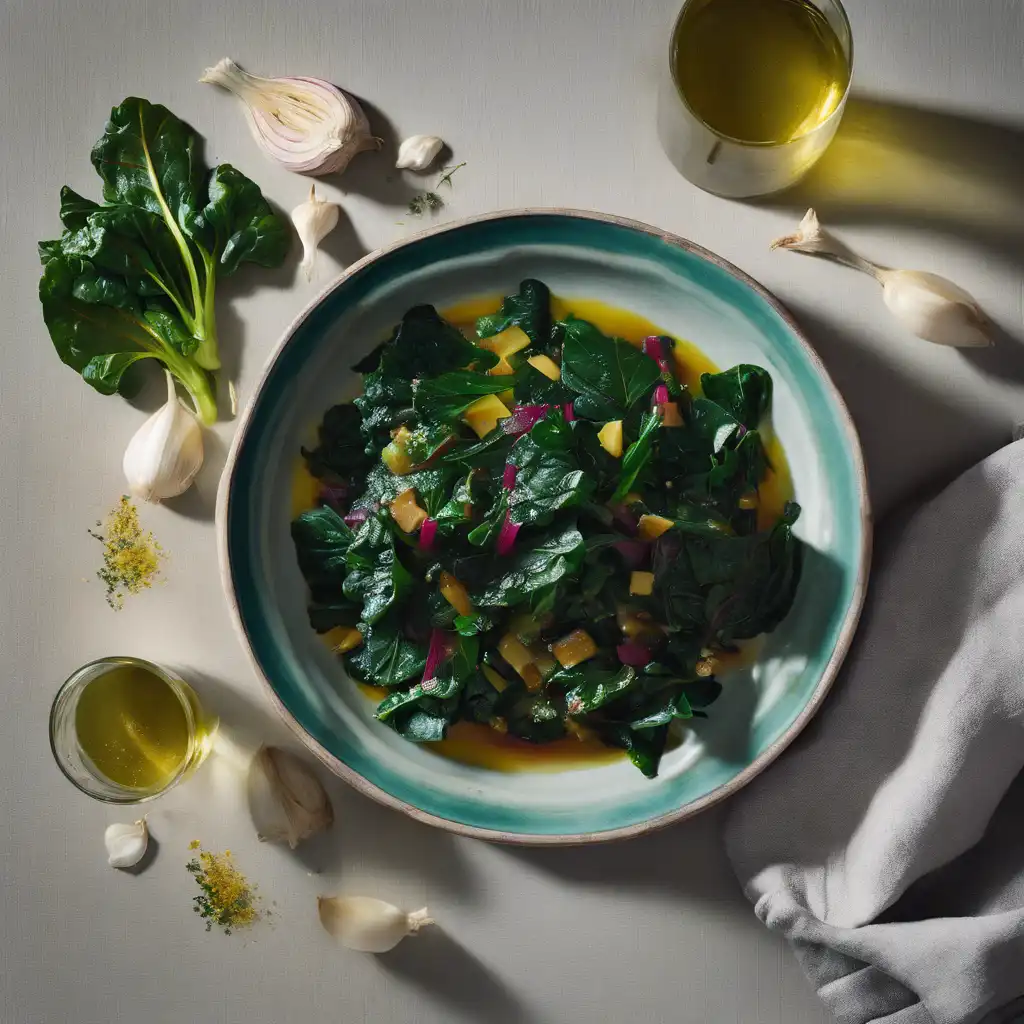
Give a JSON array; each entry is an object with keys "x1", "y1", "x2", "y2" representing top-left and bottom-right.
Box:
[
  {"x1": 559, "y1": 317, "x2": 660, "y2": 416},
  {"x1": 476, "y1": 279, "x2": 552, "y2": 348},
  {"x1": 473, "y1": 524, "x2": 586, "y2": 607},
  {"x1": 701, "y1": 365, "x2": 773, "y2": 428}
]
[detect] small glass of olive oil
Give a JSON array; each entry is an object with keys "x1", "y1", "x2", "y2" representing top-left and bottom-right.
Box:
[
  {"x1": 50, "y1": 657, "x2": 218, "y2": 803},
  {"x1": 657, "y1": 0, "x2": 853, "y2": 198}
]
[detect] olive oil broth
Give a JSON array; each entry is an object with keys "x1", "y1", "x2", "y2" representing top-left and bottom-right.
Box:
[
  {"x1": 74, "y1": 664, "x2": 191, "y2": 790},
  {"x1": 292, "y1": 293, "x2": 794, "y2": 771},
  {"x1": 672, "y1": 0, "x2": 850, "y2": 145}
]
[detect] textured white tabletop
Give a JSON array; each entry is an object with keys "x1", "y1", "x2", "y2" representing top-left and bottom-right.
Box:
[{"x1": 3, "y1": 1, "x2": 1023, "y2": 1021}]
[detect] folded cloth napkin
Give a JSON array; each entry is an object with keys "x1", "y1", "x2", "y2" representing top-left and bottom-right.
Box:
[{"x1": 725, "y1": 440, "x2": 1024, "y2": 1024}]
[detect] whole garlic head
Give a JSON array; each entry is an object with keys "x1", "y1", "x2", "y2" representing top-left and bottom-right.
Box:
[{"x1": 396, "y1": 135, "x2": 445, "y2": 172}]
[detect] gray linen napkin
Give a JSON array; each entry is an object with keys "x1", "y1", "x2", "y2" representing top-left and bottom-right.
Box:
[{"x1": 725, "y1": 440, "x2": 1024, "y2": 1024}]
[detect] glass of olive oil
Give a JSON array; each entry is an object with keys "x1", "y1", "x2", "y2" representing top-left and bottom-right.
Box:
[
  {"x1": 49, "y1": 657, "x2": 217, "y2": 803},
  {"x1": 657, "y1": 0, "x2": 853, "y2": 198}
]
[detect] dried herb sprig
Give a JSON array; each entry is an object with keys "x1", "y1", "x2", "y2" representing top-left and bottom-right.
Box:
[{"x1": 407, "y1": 162, "x2": 467, "y2": 217}]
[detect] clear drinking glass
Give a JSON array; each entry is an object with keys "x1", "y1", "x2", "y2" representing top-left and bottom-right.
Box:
[
  {"x1": 50, "y1": 656, "x2": 218, "y2": 804},
  {"x1": 657, "y1": 0, "x2": 854, "y2": 198}
]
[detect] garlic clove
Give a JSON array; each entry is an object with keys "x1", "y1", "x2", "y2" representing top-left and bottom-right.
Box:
[
  {"x1": 201, "y1": 58, "x2": 380, "y2": 176},
  {"x1": 317, "y1": 895, "x2": 433, "y2": 953},
  {"x1": 396, "y1": 135, "x2": 445, "y2": 172},
  {"x1": 123, "y1": 372, "x2": 204, "y2": 502},
  {"x1": 878, "y1": 269, "x2": 992, "y2": 348},
  {"x1": 772, "y1": 208, "x2": 994, "y2": 349},
  {"x1": 247, "y1": 745, "x2": 334, "y2": 849},
  {"x1": 292, "y1": 186, "x2": 341, "y2": 281},
  {"x1": 105, "y1": 819, "x2": 149, "y2": 869}
]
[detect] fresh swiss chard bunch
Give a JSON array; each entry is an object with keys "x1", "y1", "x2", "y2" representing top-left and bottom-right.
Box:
[
  {"x1": 38, "y1": 97, "x2": 289, "y2": 424},
  {"x1": 291, "y1": 280, "x2": 804, "y2": 777}
]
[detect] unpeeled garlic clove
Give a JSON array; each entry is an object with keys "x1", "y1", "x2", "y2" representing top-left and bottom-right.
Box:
[
  {"x1": 123, "y1": 372, "x2": 204, "y2": 502},
  {"x1": 200, "y1": 58, "x2": 379, "y2": 176},
  {"x1": 772, "y1": 209, "x2": 992, "y2": 349},
  {"x1": 396, "y1": 135, "x2": 445, "y2": 172},
  {"x1": 317, "y1": 895, "x2": 433, "y2": 952},
  {"x1": 105, "y1": 819, "x2": 149, "y2": 869},
  {"x1": 247, "y1": 745, "x2": 334, "y2": 849},
  {"x1": 292, "y1": 186, "x2": 341, "y2": 281}
]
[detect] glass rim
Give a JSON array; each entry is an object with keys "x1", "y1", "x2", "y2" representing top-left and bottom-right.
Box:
[
  {"x1": 49, "y1": 655, "x2": 200, "y2": 805},
  {"x1": 667, "y1": 0, "x2": 855, "y2": 150}
]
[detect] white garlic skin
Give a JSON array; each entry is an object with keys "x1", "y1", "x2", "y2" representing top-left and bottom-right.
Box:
[
  {"x1": 122, "y1": 373, "x2": 204, "y2": 502},
  {"x1": 291, "y1": 186, "x2": 341, "y2": 281},
  {"x1": 317, "y1": 895, "x2": 433, "y2": 953},
  {"x1": 105, "y1": 819, "x2": 149, "y2": 869},
  {"x1": 772, "y1": 208, "x2": 993, "y2": 349},
  {"x1": 247, "y1": 745, "x2": 334, "y2": 849},
  {"x1": 877, "y1": 269, "x2": 991, "y2": 348},
  {"x1": 395, "y1": 135, "x2": 445, "y2": 172}
]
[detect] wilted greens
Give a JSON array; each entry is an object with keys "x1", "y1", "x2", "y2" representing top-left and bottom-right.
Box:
[
  {"x1": 38, "y1": 97, "x2": 289, "y2": 424},
  {"x1": 291, "y1": 280, "x2": 803, "y2": 777}
]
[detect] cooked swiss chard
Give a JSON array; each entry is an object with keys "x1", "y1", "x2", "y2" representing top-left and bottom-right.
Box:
[
  {"x1": 291, "y1": 281, "x2": 804, "y2": 777},
  {"x1": 38, "y1": 97, "x2": 289, "y2": 424}
]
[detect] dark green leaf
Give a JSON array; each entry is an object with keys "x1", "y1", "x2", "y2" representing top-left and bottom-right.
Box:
[
  {"x1": 610, "y1": 411, "x2": 661, "y2": 502},
  {"x1": 291, "y1": 505, "x2": 355, "y2": 592},
  {"x1": 194, "y1": 163, "x2": 290, "y2": 274},
  {"x1": 558, "y1": 665, "x2": 638, "y2": 715},
  {"x1": 701, "y1": 365, "x2": 773, "y2": 428},
  {"x1": 476, "y1": 279, "x2": 552, "y2": 348},
  {"x1": 413, "y1": 370, "x2": 520, "y2": 423},
  {"x1": 559, "y1": 317, "x2": 660, "y2": 415},
  {"x1": 379, "y1": 305, "x2": 497, "y2": 380},
  {"x1": 345, "y1": 621, "x2": 427, "y2": 687},
  {"x1": 301, "y1": 403, "x2": 371, "y2": 482},
  {"x1": 473, "y1": 525, "x2": 586, "y2": 607}
]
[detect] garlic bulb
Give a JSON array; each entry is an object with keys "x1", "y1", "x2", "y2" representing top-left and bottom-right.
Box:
[
  {"x1": 396, "y1": 135, "x2": 445, "y2": 172},
  {"x1": 200, "y1": 58, "x2": 379, "y2": 176},
  {"x1": 292, "y1": 186, "x2": 341, "y2": 281},
  {"x1": 317, "y1": 896, "x2": 433, "y2": 953},
  {"x1": 772, "y1": 209, "x2": 992, "y2": 348},
  {"x1": 247, "y1": 745, "x2": 334, "y2": 849},
  {"x1": 105, "y1": 819, "x2": 148, "y2": 869},
  {"x1": 123, "y1": 372, "x2": 204, "y2": 502}
]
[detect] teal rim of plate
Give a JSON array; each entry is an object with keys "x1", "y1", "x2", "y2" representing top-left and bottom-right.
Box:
[{"x1": 226, "y1": 211, "x2": 866, "y2": 838}]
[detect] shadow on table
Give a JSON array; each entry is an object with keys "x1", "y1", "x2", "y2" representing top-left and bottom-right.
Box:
[
  {"x1": 754, "y1": 95, "x2": 1024, "y2": 269},
  {"x1": 780, "y1": 299, "x2": 1007, "y2": 516},
  {"x1": 377, "y1": 927, "x2": 535, "y2": 1024},
  {"x1": 180, "y1": 669, "x2": 481, "y2": 905}
]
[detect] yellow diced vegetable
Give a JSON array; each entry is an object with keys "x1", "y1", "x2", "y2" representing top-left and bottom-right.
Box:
[
  {"x1": 531, "y1": 650, "x2": 559, "y2": 681},
  {"x1": 638, "y1": 514, "x2": 674, "y2": 540},
  {"x1": 463, "y1": 394, "x2": 512, "y2": 438},
  {"x1": 439, "y1": 571, "x2": 473, "y2": 617},
  {"x1": 630, "y1": 571, "x2": 655, "y2": 597},
  {"x1": 566, "y1": 719, "x2": 598, "y2": 743},
  {"x1": 597, "y1": 420, "x2": 624, "y2": 458},
  {"x1": 520, "y1": 663, "x2": 544, "y2": 692},
  {"x1": 738, "y1": 491, "x2": 760, "y2": 510},
  {"x1": 617, "y1": 607, "x2": 659, "y2": 642},
  {"x1": 389, "y1": 488, "x2": 428, "y2": 534},
  {"x1": 488, "y1": 357, "x2": 516, "y2": 377},
  {"x1": 323, "y1": 626, "x2": 363, "y2": 654},
  {"x1": 498, "y1": 389, "x2": 516, "y2": 407},
  {"x1": 527, "y1": 354, "x2": 561, "y2": 381},
  {"x1": 381, "y1": 425, "x2": 415, "y2": 475},
  {"x1": 498, "y1": 633, "x2": 535, "y2": 675},
  {"x1": 660, "y1": 401, "x2": 683, "y2": 427},
  {"x1": 482, "y1": 665, "x2": 509, "y2": 693},
  {"x1": 552, "y1": 629, "x2": 599, "y2": 669},
  {"x1": 479, "y1": 325, "x2": 531, "y2": 359}
]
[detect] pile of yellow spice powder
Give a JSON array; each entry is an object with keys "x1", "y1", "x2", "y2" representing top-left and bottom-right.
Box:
[
  {"x1": 89, "y1": 496, "x2": 165, "y2": 609},
  {"x1": 186, "y1": 841, "x2": 262, "y2": 935}
]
